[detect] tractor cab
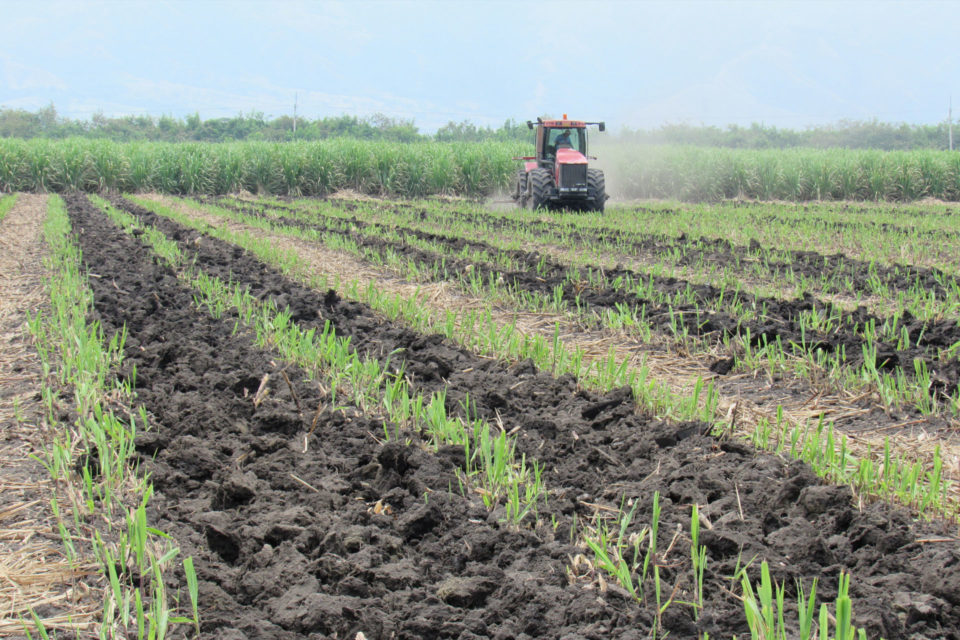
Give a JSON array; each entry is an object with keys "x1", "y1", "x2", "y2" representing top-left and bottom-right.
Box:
[{"x1": 540, "y1": 124, "x2": 587, "y2": 160}]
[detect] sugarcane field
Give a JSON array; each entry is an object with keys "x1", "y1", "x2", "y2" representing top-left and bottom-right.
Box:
[{"x1": 4, "y1": 2, "x2": 960, "y2": 640}]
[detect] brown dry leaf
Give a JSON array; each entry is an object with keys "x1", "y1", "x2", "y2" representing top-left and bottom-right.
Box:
[{"x1": 596, "y1": 572, "x2": 607, "y2": 593}]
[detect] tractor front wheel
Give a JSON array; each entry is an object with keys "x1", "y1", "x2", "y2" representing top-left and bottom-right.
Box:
[
  {"x1": 514, "y1": 170, "x2": 528, "y2": 205},
  {"x1": 587, "y1": 168, "x2": 606, "y2": 212},
  {"x1": 527, "y1": 168, "x2": 552, "y2": 210}
]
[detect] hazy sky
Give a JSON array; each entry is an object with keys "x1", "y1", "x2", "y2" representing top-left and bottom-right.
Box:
[{"x1": 2, "y1": 0, "x2": 959, "y2": 132}]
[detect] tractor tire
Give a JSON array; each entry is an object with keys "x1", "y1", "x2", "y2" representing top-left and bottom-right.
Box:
[
  {"x1": 527, "y1": 168, "x2": 552, "y2": 210},
  {"x1": 514, "y1": 170, "x2": 528, "y2": 205},
  {"x1": 587, "y1": 168, "x2": 606, "y2": 212}
]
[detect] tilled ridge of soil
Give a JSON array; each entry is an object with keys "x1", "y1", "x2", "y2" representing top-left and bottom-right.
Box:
[
  {"x1": 170, "y1": 195, "x2": 960, "y2": 449},
  {"x1": 92, "y1": 194, "x2": 960, "y2": 639},
  {"x1": 202, "y1": 196, "x2": 960, "y2": 400},
  {"x1": 68, "y1": 194, "x2": 658, "y2": 638},
  {"x1": 107, "y1": 195, "x2": 957, "y2": 638},
  {"x1": 232, "y1": 195, "x2": 960, "y2": 302}
]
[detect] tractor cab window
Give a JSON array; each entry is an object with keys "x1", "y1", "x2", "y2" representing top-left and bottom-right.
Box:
[{"x1": 545, "y1": 127, "x2": 585, "y2": 155}]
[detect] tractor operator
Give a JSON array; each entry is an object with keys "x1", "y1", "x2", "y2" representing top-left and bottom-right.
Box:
[{"x1": 555, "y1": 129, "x2": 573, "y2": 149}]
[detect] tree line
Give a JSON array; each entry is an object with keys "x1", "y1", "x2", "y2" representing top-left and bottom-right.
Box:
[
  {"x1": 0, "y1": 104, "x2": 956, "y2": 150},
  {"x1": 0, "y1": 104, "x2": 531, "y2": 144}
]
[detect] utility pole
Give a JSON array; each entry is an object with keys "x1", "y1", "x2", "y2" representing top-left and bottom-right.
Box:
[
  {"x1": 950, "y1": 96, "x2": 954, "y2": 151},
  {"x1": 293, "y1": 92, "x2": 298, "y2": 138}
]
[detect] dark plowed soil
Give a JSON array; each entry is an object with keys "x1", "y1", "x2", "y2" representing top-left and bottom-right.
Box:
[
  {"x1": 64, "y1": 193, "x2": 960, "y2": 639},
  {"x1": 753, "y1": 211, "x2": 960, "y2": 240},
  {"x1": 67, "y1": 194, "x2": 647, "y2": 638},
  {"x1": 197, "y1": 197, "x2": 960, "y2": 400},
  {"x1": 229, "y1": 196, "x2": 960, "y2": 302}
]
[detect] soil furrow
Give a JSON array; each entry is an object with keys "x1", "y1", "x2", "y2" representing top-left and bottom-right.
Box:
[
  {"x1": 234, "y1": 196, "x2": 960, "y2": 301},
  {"x1": 93, "y1": 194, "x2": 960, "y2": 639},
  {"x1": 67, "y1": 193, "x2": 671, "y2": 638},
  {"x1": 751, "y1": 212, "x2": 960, "y2": 240},
  {"x1": 202, "y1": 197, "x2": 960, "y2": 400}
]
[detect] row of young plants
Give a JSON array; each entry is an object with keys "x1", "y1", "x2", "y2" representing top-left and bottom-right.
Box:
[
  {"x1": 579, "y1": 492, "x2": 868, "y2": 640},
  {"x1": 266, "y1": 192, "x2": 960, "y2": 289},
  {"x1": 196, "y1": 196, "x2": 960, "y2": 418},
  {"x1": 585, "y1": 199, "x2": 960, "y2": 277},
  {"x1": 113, "y1": 194, "x2": 889, "y2": 639},
  {"x1": 611, "y1": 200, "x2": 960, "y2": 276},
  {"x1": 315, "y1": 197, "x2": 960, "y2": 415},
  {"x1": 358, "y1": 198, "x2": 957, "y2": 398},
  {"x1": 285, "y1": 194, "x2": 960, "y2": 333},
  {"x1": 133, "y1": 194, "x2": 958, "y2": 523},
  {"x1": 0, "y1": 193, "x2": 17, "y2": 220},
  {"x1": 129, "y1": 195, "x2": 714, "y2": 421},
  {"x1": 491, "y1": 201, "x2": 957, "y2": 312},
  {"x1": 26, "y1": 195, "x2": 198, "y2": 639},
  {"x1": 247, "y1": 194, "x2": 960, "y2": 321}
]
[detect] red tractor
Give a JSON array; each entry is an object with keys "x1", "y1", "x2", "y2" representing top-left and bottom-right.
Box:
[{"x1": 513, "y1": 115, "x2": 607, "y2": 211}]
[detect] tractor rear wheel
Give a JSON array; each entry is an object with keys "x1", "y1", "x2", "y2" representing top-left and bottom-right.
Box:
[
  {"x1": 587, "y1": 168, "x2": 606, "y2": 212},
  {"x1": 527, "y1": 168, "x2": 552, "y2": 210}
]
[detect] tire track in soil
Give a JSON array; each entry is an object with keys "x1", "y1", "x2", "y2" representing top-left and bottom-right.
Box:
[
  {"x1": 237, "y1": 196, "x2": 960, "y2": 302},
  {"x1": 98, "y1": 194, "x2": 960, "y2": 639},
  {"x1": 206, "y1": 197, "x2": 960, "y2": 400}
]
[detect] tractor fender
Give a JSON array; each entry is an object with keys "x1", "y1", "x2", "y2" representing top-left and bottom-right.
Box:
[{"x1": 523, "y1": 161, "x2": 538, "y2": 173}]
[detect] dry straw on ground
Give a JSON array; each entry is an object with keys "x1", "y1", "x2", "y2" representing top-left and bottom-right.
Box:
[{"x1": 0, "y1": 194, "x2": 97, "y2": 637}]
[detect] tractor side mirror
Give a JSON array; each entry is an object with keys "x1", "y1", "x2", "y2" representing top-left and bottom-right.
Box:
[
  {"x1": 598, "y1": 122, "x2": 606, "y2": 132},
  {"x1": 527, "y1": 121, "x2": 534, "y2": 130}
]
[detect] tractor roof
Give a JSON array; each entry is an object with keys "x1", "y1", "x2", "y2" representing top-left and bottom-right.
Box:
[{"x1": 541, "y1": 119, "x2": 586, "y2": 128}]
